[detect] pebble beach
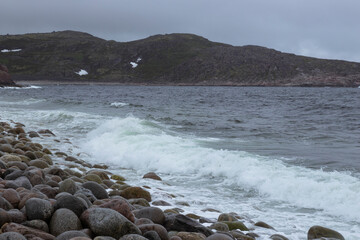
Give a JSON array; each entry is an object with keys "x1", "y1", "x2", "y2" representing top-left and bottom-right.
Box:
[{"x1": 0, "y1": 119, "x2": 347, "y2": 240}]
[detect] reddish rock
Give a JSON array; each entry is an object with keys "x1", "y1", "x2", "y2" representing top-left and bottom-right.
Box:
[
  {"x1": 0, "y1": 64, "x2": 16, "y2": 87},
  {"x1": 138, "y1": 224, "x2": 169, "y2": 240},
  {"x1": 99, "y1": 198, "x2": 135, "y2": 222},
  {"x1": 143, "y1": 172, "x2": 162, "y2": 181},
  {"x1": 1, "y1": 223, "x2": 55, "y2": 240},
  {"x1": 2, "y1": 188, "x2": 20, "y2": 207}
]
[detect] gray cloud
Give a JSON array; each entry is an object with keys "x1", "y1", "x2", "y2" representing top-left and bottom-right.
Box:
[{"x1": 1, "y1": 0, "x2": 360, "y2": 62}]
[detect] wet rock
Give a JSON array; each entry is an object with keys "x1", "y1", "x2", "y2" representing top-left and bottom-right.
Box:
[
  {"x1": 307, "y1": 225, "x2": 344, "y2": 240},
  {"x1": 185, "y1": 214, "x2": 200, "y2": 220},
  {"x1": 0, "y1": 159, "x2": 7, "y2": 169},
  {"x1": 128, "y1": 198, "x2": 150, "y2": 207},
  {"x1": 22, "y1": 219, "x2": 49, "y2": 233},
  {"x1": 133, "y1": 207, "x2": 165, "y2": 225},
  {"x1": 229, "y1": 231, "x2": 254, "y2": 240},
  {"x1": 50, "y1": 208, "x2": 82, "y2": 236},
  {"x1": 218, "y1": 213, "x2": 237, "y2": 222},
  {"x1": 153, "y1": 200, "x2": 172, "y2": 206},
  {"x1": 143, "y1": 172, "x2": 162, "y2": 181},
  {"x1": 0, "y1": 232, "x2": 27, "y2": 240},
  {"x1": 25, "y1": 198, "x2": 53, "y2": 221},
  {"x1": 75, "y1": 188, "x2": 97, "y2": 203},
  {"x1": 120, "y1": 187, "x2": 151, "y2": 202},
  {"x1": 99, "y1": 198, "x2": 135, "y2": 222},
  {"x1": 59, "y1": 178, "x2": 78, "y2": 194},
  {"x1": 254, "y1": 221, "x2": 275, "y2": 230},
  {"x1": 28, "y1": 131, "x2": 40, "y2": 138},
  {"x1": 135, "y1": 218, "x2": 154, "y2": 225},
  {"x1": 82, "y1": 181, "x2": 108, "y2": 199},
  {"x1": 209, "y1": 222, "x2": 229, "y2": 232},
  {"x1": 270, "y1": 234, "x2": 289, "y2": 240},
  {"x1": 138, "y1": 224, "x2": 169, "y2": 240},
  {"x1": 111, "y1": 174, "x2": 126, "y2": 181},
  {"x1": 80, "y1": 208, "x2": 141, "y2": 239},
  {"x1": 164, "y1": 214, "x2": 213, "y2": 237},
  {"x1": 83, "y1": 174, "x2": 102, "y2": 184},
  {"x1": 177, "y1": 232, "x2": 207, "y2": 240},
  {"x1": 1, "y1": 222, "x2": 55, "y2": 240},
  {"x1": 87, "y1": 170, "x2": 110, "y2": 180},
  {"x1": 221, "y1": 221, "x2": 248, "y2": 231},
  {"x1": 46, "y1": 167, "x2": 69, "y2": 180},
  {"x1": 119, "y1": 234, "x2": 147, "y2": 240},
  {"x1": 55, "y1": 230, "x2": 88, "y2": 240}
]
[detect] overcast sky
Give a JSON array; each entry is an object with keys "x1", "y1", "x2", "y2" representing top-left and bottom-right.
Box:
[{"x1": 1, "y1": 0, "x2": 360, "y2": 62}]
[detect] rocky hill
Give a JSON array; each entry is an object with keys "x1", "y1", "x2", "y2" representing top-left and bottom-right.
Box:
[
  {"x1": 1, "y1": 30, "x2": 360, "y2": 87},
  {"x1": 0, "y1": 64, "x2": 17, "y2": 87}
]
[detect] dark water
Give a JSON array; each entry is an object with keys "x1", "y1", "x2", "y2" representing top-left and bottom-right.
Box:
[{"x1": 2, "y1": 85, "x2": 359, "y2": 172}]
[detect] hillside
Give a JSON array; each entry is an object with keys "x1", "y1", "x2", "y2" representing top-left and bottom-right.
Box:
[
  {"x1": 1, "y1": 30, "x2": 360, "y2": 87},
  {"x1": 0, "y1": 64, "x2": 17, "y2": 87}
]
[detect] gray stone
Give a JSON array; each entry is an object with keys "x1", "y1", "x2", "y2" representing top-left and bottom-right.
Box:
[
  {"x1": 133, "y1": 207, "x2": 165, "y2": 225},
  {"x1": 54, "y1": 195, "x2": 88, "y2": 217},
  {"x1": 82, "y1": 181, "x2": 108, "y2": 199},
  {"x1": 55, "y1": 230, "x2": 88, "y2": 240},
  {"x1": 50, "y1": 208, "x2": 82, "y2": 236},
  {"x1": 25, "y1": 198, "x2": 53, "y2": 221},
  {"x1": 307, "y1": 225, "x2": 344, "y2": 240},
  {"x1": 59, "y1": 179, "x2": 78, "y2": 195},
  {"x1": 0, "y1": 232, "x2": 26, "y2": 240},
  {"x1": 80, "y1": 208, "x2": 141, "y2": 239}
]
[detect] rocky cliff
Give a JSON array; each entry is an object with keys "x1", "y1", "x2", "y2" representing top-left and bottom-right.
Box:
[
  {"x1": 0, "y1": 64, "x2": 17, "y2": 87},
  {"x1": 1, "y1": 30, "x2": 360, "y2": 87}
]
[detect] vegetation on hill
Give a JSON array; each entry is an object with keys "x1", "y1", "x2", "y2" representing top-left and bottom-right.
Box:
[{"x1": 1, "y1": 30, "x2": 360, "y2": 86}]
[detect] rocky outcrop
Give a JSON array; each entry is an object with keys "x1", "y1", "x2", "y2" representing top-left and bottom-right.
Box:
[
  {"x1": 0, "y1": 64, "x2": 17, "y2": 87},
  {"x1": 1, "y1": 31, "x2": 360, "y2": 87}
]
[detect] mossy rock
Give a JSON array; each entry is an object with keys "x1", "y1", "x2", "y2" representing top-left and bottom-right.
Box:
[
  {"x1": 87, "y1": 170, "x2": 110, "y2": 180},
  {"x1": 209, "y1": 222, "x2": 229, "y2": 232},
  {"x1": 218, "y1": 213, "x2": 238, "y2": 222},
  {"x1": 29, "y1": 159, "x2": 50, "y2": 169},
  {"x1": 254, "y1": 221, "x2": 275, "y2": 230},
  {"x1": 83, "y1": 174, "x2": 102, "y2": 184},
  {"x1": 0, "y1": 154, "x2": 22, "y2": 162},
  {"x1": 221, "y1": 221, "x2": 249, "y2": 231},
  {"x1": 185, "y1": 213, "x2": 200, "y2": 220},
  {"x1": 120, "y1": 186, "x2": 151, "y2": 202},
  {"x1": 42, "y1": 148, "x2": 53, "y2": 155},
  {"x1": 307, "y1": 225, "x2": 344, "y2": 240},
  {"x1": 111, "y1": 174, "x2": 126, "y2": 181}
]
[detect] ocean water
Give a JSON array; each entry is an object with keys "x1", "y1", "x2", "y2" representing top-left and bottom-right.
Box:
[{"x1": 0, "y1": 85, "x2": 359, "y2": 239}]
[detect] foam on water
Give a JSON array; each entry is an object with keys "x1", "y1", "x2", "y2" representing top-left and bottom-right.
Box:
[
  {"x1": 0, "y1": 85, "x2": 42, "y2": 89},
  {"x1": 110, "y1": 102, "x2": 129, "y2": 107},
  {"x1": 81, "y1": 116, "x2": 360, "y2": 223}
]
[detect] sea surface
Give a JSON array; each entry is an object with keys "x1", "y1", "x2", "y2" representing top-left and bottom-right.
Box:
[{"x1": 0, "y1": 85, "x2": 359, "y2": 239}]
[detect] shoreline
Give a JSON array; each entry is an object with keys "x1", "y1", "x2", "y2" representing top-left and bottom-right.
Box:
[
  {"x1": 13, "y1": 80, "x2": 360, "y2": 88},
  {"x1": 0, "y1": 120, "x2": 347, "y2": 240}
]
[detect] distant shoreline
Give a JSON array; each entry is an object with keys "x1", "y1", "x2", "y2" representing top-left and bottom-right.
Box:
[{"x1": 14, "y1": 80, "x2": 360, "y2": 88}]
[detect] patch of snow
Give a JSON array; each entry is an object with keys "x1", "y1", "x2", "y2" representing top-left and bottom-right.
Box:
[
  {"x1": 136, "y1": 57, "x2": 142, "y2": 62},
  {"x1": 130, "y1": 62, "x2": 138, "y2": 68},
  {"x1": 1, "y1": 49, "x2": 22, "y2": 53},
  {"x1": 75, "y1": 69, "x2": 88, "y2": 76}
]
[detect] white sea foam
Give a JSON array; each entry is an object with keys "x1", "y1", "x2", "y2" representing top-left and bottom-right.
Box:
[
  {"x1": 110, "y1": 102, "x2": 129, "y2": 107},
  {"x1": 81, "y1": 116, "x2": 360, "y2": 224},
  {"x1": 1, "y1": 85, "x2": 42, "y2": 89},
  {"x1": 1, "y1": 49, "x2": 22, "y2": 53}
]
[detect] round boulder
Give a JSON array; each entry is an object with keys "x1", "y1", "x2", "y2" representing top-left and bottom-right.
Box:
[
  {"x1": 82, "y1": 181, "x2": 108, "y2": 199},
  {"x1": 143, "y1": 172, "x2": 162, "y2": 181},
  {"x1": 50, "y1": 208, "x2": 82, "y2": 236},
  {"x1": 307, "y1": 225, "x2": 344, "y2": 240},
  {"x1": 80, "y1": 208, "x2": 141, "y2": 239},
  {"x1": 120, "y1": 187, "x2": 151, "y2": 202},
  {"x1": 54, "y1": 195, "x2": 88, "y2": 217},
  {"x1": 133, "y1": 207, "x2": 165, "y2": 225},
  {"x1": 0, "y1": 232, "x2": 26, "y2": 240},
  {"x1": 25, "y1": 198, "x2": 53, "y2": 221}
]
